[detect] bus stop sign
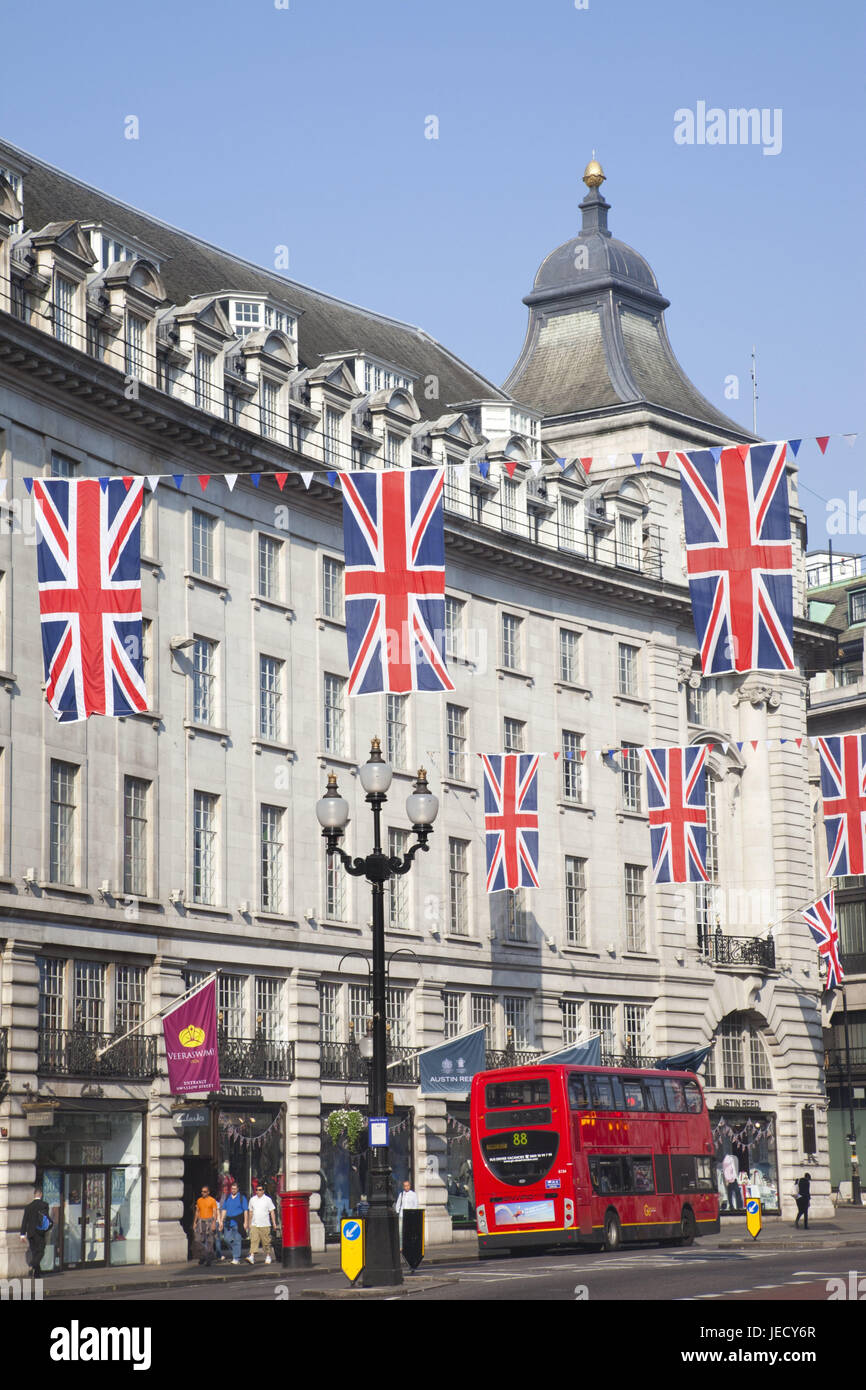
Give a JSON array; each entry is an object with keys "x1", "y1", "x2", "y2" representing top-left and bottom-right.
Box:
[
  {"x1": 746, "y1": 1197, "x2": 762, "y2": 1240},
  {"x1": 341, "y1": 1218, "x2": 364, "y2": 1282}
]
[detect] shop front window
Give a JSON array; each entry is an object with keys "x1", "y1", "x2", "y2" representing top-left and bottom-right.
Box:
[
  {"x1": 217, "y1": 1108, "x2": 284, "y2": 1201},
  {"x1": 319, "y1": 1107, "x2": 413, "y2": 1242},
  {"x1": 712, "y1": 1110, "x2": 779, "y2": 1215},
  {"x1": 444, "y1": 1103, "x2": 476, "y2": 1228},
  {"x1": 36, "y1": 1110, "x2": 144, "y2": 1268}
]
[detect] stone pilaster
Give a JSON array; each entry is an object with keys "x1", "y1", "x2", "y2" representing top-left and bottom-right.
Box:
[
  {"x1": 0, "y1": 940, "x2": 40, "y2": 1277},
  {"x1": 412, "y1": 985, "x2": 452, "y2": 1245},
  {"x1": 287, "y1": 969, "x2": 325, "y2": 1250},
  {"x1": 144, "y1": 957, "x2": 187, "y2": 1265}
]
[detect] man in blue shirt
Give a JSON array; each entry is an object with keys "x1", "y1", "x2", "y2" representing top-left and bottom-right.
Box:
[{"x1": 219, "y1": 1182, "x2": 249, "y2": 1264}]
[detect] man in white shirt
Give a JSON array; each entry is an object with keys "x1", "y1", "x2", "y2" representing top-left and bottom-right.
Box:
[
  {"x1": 395, "y1": 1180, "x2": 419, "y2": 1240},
  {"x1": 246, "y1": 1186, "x2": 277, "y2": 1264}
]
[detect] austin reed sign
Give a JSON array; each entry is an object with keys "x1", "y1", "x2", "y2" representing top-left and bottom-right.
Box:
[{"x1": 163, "y1": 978, "x2": 220, "y2": 1095}]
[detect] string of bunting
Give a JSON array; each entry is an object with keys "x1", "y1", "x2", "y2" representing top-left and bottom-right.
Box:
[
  {"x1": 441, "y1": 737, "x2": 842, "y2": 763},
  {"x1": 712, "y1": 1115, "x2": 776, "y2": 1148},
  {"x1": 218, "y1": 1112, "x2": 282, "y2": 1149}
]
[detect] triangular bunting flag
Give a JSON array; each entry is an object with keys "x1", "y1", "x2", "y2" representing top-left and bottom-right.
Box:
[
  {"x1": 788, "y1": 439, "x2": 802, "y2": 456},
  {"x1": 504, "y1": 460, "x2": 518, "y2": 479},
  {"x1": 301, "y1": 472, "x2": 314, "y2": 489},
  {"x1": 751, "y1": 741, "x2": 759, "y2": 751},
  {"x1": 632, "y1": 453, "x2": 643, "y2": 468},
  {"x1": 809, "y1": 736, "x2": 819, "y2": 748},
  {"x1": 529, "y1": 460, "x2": 542, "y2": 475},
  {"x1": 580, "y1": 457, "x2": 592, "y2": 475},
  {"x1": 816, "y1": 436, "x2": 830, "y2": 455},
  {"x1": 147, "y1": 476, "x2": 161, "y2": 492},
  {"x1": 250, "y1": 473, "x2": 261, "y2": 488},
  {"x1": 736, "y1": 741, "x2": 744, "y2": 752},
  {"x1": 224, "y1": 474, "x2": 238, "y2": 492},
  {"x1": 479, "y1": 461, "x2": 490, "y2": 478},
  {"x1": 796, "y1": 738, "x2": 803, "y2": 748},
  {"x1": 607, "y1": 454, "x2": 618, "y2": 467},
  {"x1": 555, "y1": 457, "x2": 566, "y2": 470},
  {"x1": 594, "y1": 750, "x2": 602, "y2": 761},
  {"x1": 657, "y1": 451, "x2": 669, "y2": 467},
  {"x1": 843, "y1": 433, "x2": 858, "y2": 447},
  {"x1": 326, "y1": 471, "x2": 338, "y2": 488},
  {"x1": 198, "y1": 476, "x2": 210, "y2": 491},
  {"x1": 172, "y1": 475, "x2": 184, "y2": 490},
  {"x1": 553, "y1": 751, "x2": 561, "y2": 761},
  {"x1": 721, "y1": 742, "x2": 729, "y2": 754},
  {"x1": 706, "y1": 743, "x2": 715, "y2": 753},
  {"x1": 581, "y1": 750, "x2": 587, "y2": 761},
  {"x1": 275, "y1": 473, "x2": 288, "y2": 490},
  {"x1": 766, "y1": 740, "x2": 774, "y2": 750}
]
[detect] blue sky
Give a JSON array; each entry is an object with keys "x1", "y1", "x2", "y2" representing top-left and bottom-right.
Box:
[{"x1": 1, "y1": 0, "x2": 863, "y2": 546}]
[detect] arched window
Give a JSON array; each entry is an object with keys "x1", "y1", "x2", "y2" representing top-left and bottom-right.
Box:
[{"x1": 705, "y1": 1012, "x2": 773, "y2": 1091}]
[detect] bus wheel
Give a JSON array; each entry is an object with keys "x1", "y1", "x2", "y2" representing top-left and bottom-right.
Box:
[
  {"x1": 602, "y1": 1210, "x2": 622, "y2": 1253},
  {"x1": 676, "y1": 1208, "x2": 696, "y2": 1247}
]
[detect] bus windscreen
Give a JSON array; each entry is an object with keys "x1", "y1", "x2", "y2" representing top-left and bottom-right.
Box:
[
  {"x1": 481, "y1": 1129, "x2": 560, "y2": 1184},
  {"x1": 485, "y1": 1080, "x2": 550, "y2": 1108}
]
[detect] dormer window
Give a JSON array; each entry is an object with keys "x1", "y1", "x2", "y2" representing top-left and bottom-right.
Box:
[
  {"x1": 195, "y1": 348, "x2": 216, "y2": 412},
  {"x1": 850, "y1": 589, "x2": 866, "y2": 625},
  {"x1": 260, "y1": 378, "x2": 280, "y2": 439},
  {"x1": 53, "y1": 273, "x2": 77, "y2": 346},
  {"x1": 234, "y1": 301, "x2": 262, "y2": 335},
  {"x1": 325, "y1": 407, "x2": 344, "y2": 467},
  {"x1": 126, "y1": 313, "x2": 147, "y2": 378},
  {"x1": 386, "y1": 432, "x2": 403, "y2": 467}
]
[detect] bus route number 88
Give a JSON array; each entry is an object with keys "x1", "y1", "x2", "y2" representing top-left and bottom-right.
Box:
[{"x1": 512, "y1": 1132, "x2": 528, "y2": 1146}]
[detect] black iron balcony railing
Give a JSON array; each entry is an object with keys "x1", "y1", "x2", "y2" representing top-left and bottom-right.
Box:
[
  {"x1": 320, "y1": 1040, "x2": 419, "y2": 1085},
  {"x1": 602, "y1": 1052, "x2": 661, "y2": 1070},
  {"x1": 485, "y1": 1048, "x2": 542, "y2": 1069},
  {"x1": 218, "y1": 1032, "x2": 295, "y2": 1081},
  {"x1": 0, "y1": 1026, "x2": 7, "y2": 1079},
  {"x1": 38, "y1": 1029, "x2": 158, "y2": 1079},
  {"x1": 840, "y1": 952, "x2": 866, "y2": 977},
  {"x1": 702, "y1": 932, "x2": 776, "y2": 969},
  {"x1": 825, "y1": 1047, "x2": 866, "y2": 1077}
]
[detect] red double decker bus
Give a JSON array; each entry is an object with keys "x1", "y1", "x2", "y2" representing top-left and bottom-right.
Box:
[{"x1": 471, "y1": 1064, "x2": 719, "y2": 1256}]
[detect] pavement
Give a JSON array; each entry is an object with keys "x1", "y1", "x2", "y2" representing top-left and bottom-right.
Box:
[{"x1": 33, "y1": 1205, "x2": 866, "y2": 1300}]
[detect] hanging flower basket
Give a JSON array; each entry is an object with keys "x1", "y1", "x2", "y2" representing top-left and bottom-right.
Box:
[{"x1": 326, "y1": 1108, "x2": 366, "y2": 1152}]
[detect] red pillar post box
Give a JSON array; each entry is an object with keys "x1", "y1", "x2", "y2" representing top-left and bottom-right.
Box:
[{"x1": 278, "y1": 1190, "x2": 313, "y2": 1268}]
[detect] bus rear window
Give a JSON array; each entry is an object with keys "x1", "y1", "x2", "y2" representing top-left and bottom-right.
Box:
[{"x1": 485, "y1": 1079, "x2": 550, "y2": 1109}]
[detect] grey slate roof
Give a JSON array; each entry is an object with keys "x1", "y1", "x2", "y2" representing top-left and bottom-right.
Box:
[{"x1": 2, "y1": 138, "x2": 509, "y2": 423}]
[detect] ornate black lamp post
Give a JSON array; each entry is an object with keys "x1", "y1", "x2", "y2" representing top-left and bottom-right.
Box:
[{"x1": 316, "y1": 738, "x2": 438, "y2": 1287}]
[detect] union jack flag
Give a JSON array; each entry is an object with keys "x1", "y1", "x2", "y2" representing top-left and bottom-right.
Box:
[
  {"x1": 644, "y1": 745, "x2": 709, "y2": 883},
  {"x1": 817, "y1": 734, "x2": 866, "y2": 877},
  {"x1": 677, "y1": 443, "x2": 794, "y2": 675},
  {"x1": 802, "y1": 890, "x2": 845, "y2": 990},
  {"x1": 340, "y1": 468, "x2": 453, "y2": 695},
  {"x1": 31, "y1": 477, "x2": 148, "y2": 722},
  {"x1": 481, "y1": 753, "x2": 540, "y2": 893}
]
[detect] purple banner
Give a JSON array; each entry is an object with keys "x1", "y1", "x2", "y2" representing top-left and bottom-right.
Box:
[{"x1": 163, "y1": 978, "x2": 220, "y2": 1095}]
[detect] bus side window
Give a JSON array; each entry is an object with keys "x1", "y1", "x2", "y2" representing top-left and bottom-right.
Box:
[
  {"x1": 590, "y1": 1157, "x2": 624, "y2": 1194},
  {"x1": 645, "y1": 1080, "x2": 667, "y2": 1112},
  {"x1": 664, "y1": 1080, "x2": 687, "y2": 1113},
  {"x1": 568, "y1": 1074, "x2": 588, "y2": 1109},
  {"x1": 671, "y1": 1155, "x2": 697, "y2": 1192},
  {"x1": 631, "y1": 1157, "x2": 655, "y2": 1193},
  {"x1": 654, "y1": 1154, "x2": 673, "y2": 1193},
  {"x1": 590, "y1": 1076, "x2": 615, "y2": 1110},
  {"x1": 622, "y1": 1081, "x2": 645, "y2": 1111},
  {"x1": 684, "y1": 1081, "x2": 703, "y2": 1114}
]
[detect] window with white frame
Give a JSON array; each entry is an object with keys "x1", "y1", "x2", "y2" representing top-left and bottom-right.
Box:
[
  {"x1": 559, "y1": 628, "x2": 580, "y2": 683},
  {"x1": 720, "y1": 1018, "x2": 746, "y2": 1089},
  {"x1": 621, "y1": 744, "x2": 642, "y2": 813},
  {"x1": 218, "y1": 974, "x2": 244, "y2": 1039},
  {"x1": 470, "y1": 993, "x2": 495, "y2": 1045},
  {"x1": 710, "y1": 1015, "x2": 773, "y2": 1092},
  {"x1": 324, "y1": 407, "x2": 343, "y2": 467},
  {"x1": 123, "y1": 776, "x2": 150, "y2": 897},
  {"x1": 325, "y1": 853, "x2": 346, "y2": 921},
  {"x1": 259, "y1": 655, "x2": 284, "y2": 741},
  {"x1": 565, "y1": 856, "x2": 587, "y2": 946},
  {"x1": 386, "y1": 987, "x2": 411, "y2": 1047},
  {"x1": 623, "y1": 1004, "x2": 650, "y2": 1059},
  {"x1": 444, "y1": 458, "x2": 462, "y2": 510},
  {"x1": 504, "y1": 996, "x2": 532, "y2": 1049},
  {"x1": 386, "y1": 432, "x2": 403, "y2": 467},
  {"x1": 386, "y1": 694, "x2": 407, "y2": 767},
  {"x1": 617, "y1": 513, "x2": 639, "y2": 568},
  {"x1": 195, "y1": 348, "x2": 216, "y2": 412},
  {"x1": 686, "y1": 678, "x2": 709, "y2": 726},
  {"x1": 449, "y1": 838, "x2": 469, "y2": 935},
  {"x1": 260, "y1": 804, "x2": 285, "y2": 914},
  {"x1": 257, "y1": 534, "x2": 282, "y2": 601},
  {"x1": 561, "y1": 999, "x2": 581, "y2": 1046},
  {"x1": 348, "y1": 983, "x2": 371, "y2": 1039},
  {"x1": 559, "y1": 496, "x2": 579, "y2": 549},
  {"x1": 140, "y1": 618, "x2": 152, "y2": 695},
  {"x1": 322, "y1": 556, "x2": 344, "y2": 622},
  {"x1": 54, "y1": 273, "x2": 76, "y2": 345},
  {"x1": 39, "y1": 959, "x2": 65, "y2": 1031},
  {"x1": 562, "y1": 731, "x2": 584, "y2": 802},
  {"x1": 192, "y1": 638, "x2": 217, "y2": 724},
  {"x1": 850, "y1": 589, "x2": 866, "y2": 625},
  {"x1": 504, "y1": 717, "x2": 525, "y2": 754},
  {"x1": 443, "y1": 991, "x2": 463, "y2": 1039},
  {"x1": 387, "y1": 828, "x2": 410, "y2": 929},
  {"x1": 192, "y1": 509, "x2": 216, "y2": 578},
  {"x1": 125, "y1": 313, "x2": 146, "y2": 379},
  {"x1": 624, "y1": 864, "x2": 646, "y2": 951},
  {"x1": 50, "y1": 451, "x2": 77, "y2": 478},
  {"x1": 193, "y1": 791, "x2": 219, "y2": 904},
  {"x1": 233, "y1": 301, "x2": 262, "y2": 333},
  {"x1": 444, "y1": 596, "x2": 464, "y2": 660},
  {"x1": 589, "y1": 1002, "x2": 616, "y2": 1059},
  {"x1": 618, "y1": 642, "x2": 640, "y2": 696},
  {"x1": 260, "y1": 378, "x2": 280, "y2": 439},
  {"x1": 319, "y1": 982, "x2": 340, "y2": 1043},
  {"x1": 446, "y1": 704, "x2": 467, "y2": 781},
  {"x1": 501, "y1": 613, "x2": 522, "y2": 669},
  {"x1": 255, "y1": 976, "x2": 284, "y2": 1040},
  {"x1": 115, "y1": 965, "x2": 146, "y2": 1033},
  {"x1": 504, "y1": 888, "x2": 528, "y2": 942},
  {"x1": 73, "y1": 962, "x2": 106, "y2": 1033},
  {"x1": 323, "y1": 673, "x2": 346, "y2": 755},
  {"x1": 501, "y1": 477, "x2": 521, "y2": 532},
  {"x1": 695, "y1": 774, "x2": 719, "y2": 945},
  {"x1": 49, "y1": 759, "x2": 78, "y2": 885}
]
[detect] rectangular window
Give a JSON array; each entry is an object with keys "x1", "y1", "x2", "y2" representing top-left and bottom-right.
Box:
[
  {"x1": 562, "y1": 731, "x2": 584, "y2": 802},
  {"x1": 193, "y1": 791, "x2": 218, "y2": 904},
  {"x1": 260, "y1": 804, "x2": 284, "y2": 914},
  {"x1": 235, "y1": 301, "x2": 261, "y2": 326},
  {"x1": 348, "y1": 983, "x2": 371, "y2": 1039},
  {"x1": 470, "y1": 993, "x2": 494, "y2": 1045},
  {"x1": 750, "y1": 1032, "x2": 772, "y2": 1090},
  {"x1": 624, "y1": 864, "x2": 646, "y2": 951},
  {"x1": 73, "y1": 962, "x2": 105, "y2": 1034},
  {"x1": 386, "y1": 694, "x2": 407, "y2": 767},
  {"x1": 617, "y1": 513, "x2": 639, "y2": 569},
  {"x1": 123, "y1": 776, "x2": 150, "y2": 897},
  {"x1": 193, "y1": 638, "x2": 217, "y2": 725},
  {"x1": 559, "y1": 496, "x2": 579, "y2": 550},
  {"x1": 49, "y1": 760, "x2": 77, "y2": 885},
  {"x1": 191, "y1": 509, "x2": 216, "y2": 578},
  {"x1": 126, "y1": 313, "x2": 146, "y2": 379},
  {"x1": 324, "y1": 407, "x2": 343, "y2": 467},
  {"x1": 618, "y1": 642, "x2": 639, "y2": 696},
  {"x1": 323, "y1": 673, "x2": 346, "y2": 755},
  {"x1": 325, "y1": 855, "x2": 346, "y2": 921},
  {"x1": 218, "y1": 974, "x2": 244, "y2": 1040},
  {"x1": 590, "y1": 1001, "x2": 616, "y2": 1059},
  {"x1": 260, "y1": 378, "x2": 279, "y2": 439},
  {"x1": 54, "y1": 274, "x2": 76, "y2": 345},
  {"x1": 257, "y1": 534, "x2": 282, "y2": 600},
  {"x1": 50, "y1": 452, "x2": 77, "y2": 479},
  {"x1": 501, "y1": 478, "x2": 521, "y2": 532},
  {"x1": 621, "y1": 745, "x2": 643, "y2": 813},
  {"x1": 501, "y1": 613, "x2": 522, "y2": 670},
  {"x1": 386, "y1": 987, "x2": 411, "y2": 1047},
  {"x1": 387, "y1": 828, "x2": 410, "y2": 929},
  {"x1": 504, "y1": 717, "x2": 525, "y2": 754},
  {"x1": 322, "y1": 556, "x2": 345, "y2": 622},
  {"x1": 39, "y1": 959, "x2": 65, "y2": 1032},
  {"x1": 443, "y1": 992, "x2": 462, "y2": 1039},
  {"x1": 386, "y1": 432, "x2": 403, "y2": 467},
  {"x1": 564, "y1": 856, "x2": 587, "y2": 946},
  {"x1": 686, "y1": 680, "x2": 709, "y2": 726},
  {"x1": 259, "y1": 655, "x2": 284, "y2": 741},
  {"x1": 446, "y1": 704, "x2": 467, "y2": 781},
  {"x1": 720, "y1": 1020, "x2": 746, "y2": 1089},
  {"x1": 449, "y1": 838, "x2": 469, "y2": 936},
  {"x1": 195, "y1": 348, "x2": 215, "y2": 412},
  {"x1": 561, "y1": 1000, "x2": 581, "y2": 1046},
  {"x1": 444, "y1": 596, "x2": 464, "y2": 659},
  {"x1": 319, "y1": 982, "x2": 340, "y2": 1043},
  {"x1": 504, "y1": 996, "x2": 531, "y2": 1048},
  {"x1": 849, "y1": 589, "x2": 866, "y2": 625},
  {"x1": 255, "y1": 977, "x2": 283, "y2": 1040},
  {"x1": 559, "y1": 628, "x2": 580, "y2": 683},
  {"x1": 115, "y1": 965, "x2": 146, "y2": 1033},
  {"x1": 444, "y1": 460, "x2": 462, "y2": 511},
  {"x1": 624, "y1": 1004, "x2": 650, "y2": 1059},
  {"x1": 504, "y1": 888, "x2": 528, "y2": 941}
]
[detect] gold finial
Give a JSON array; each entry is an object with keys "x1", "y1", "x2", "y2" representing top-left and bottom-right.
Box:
[
  {"x1": 583, "y1": 158, "x2": 605, "y2": 189},
  {"x1": 370, "y1": 736, "x2": 382, "y2": 752},
  {"x1": 417, "y1": 767, "x2": 427, "y2": 781}
]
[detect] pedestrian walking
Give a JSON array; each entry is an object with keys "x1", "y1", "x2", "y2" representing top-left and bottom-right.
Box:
[
  {"x1": 19, "y1": 1185, "x2": 53, "y2": 1276},
  {"x1": 794, "y1": 1172, "x2": 811, "y2": 1229},
  {"x1": 194, "y1": 1185, "x2": 220, "y2": 1266},
  {"x1": 246, "y1": 1186, "x2": 277, "y2": 1264},
  {"x1": 395, "y1": 1179, "x2": 418, "y2": 1242},
  {"x1": 219, "y1": 1181, "x2": 249, "y2": 1264}
]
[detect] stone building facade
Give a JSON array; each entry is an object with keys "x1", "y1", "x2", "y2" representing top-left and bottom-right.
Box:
[{"x1": 0, "y1": 141, "x2": 838, "y2": 1274}]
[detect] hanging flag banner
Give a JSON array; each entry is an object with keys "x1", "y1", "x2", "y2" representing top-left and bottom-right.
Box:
[
  {"x1": 31, "y1": 477, "x2": 148, "y2": 722},
  {"x1": 536, "y1": 1036, "x2": 602, "y2": 1066},
  {"x1": 817, "y1": 734, "x2": 866, "y2": 876},
  {"x1": 163, "y1": 977, "x2": 221, "y2": 1096},
  {"x1": 418, "y1": 1028, "x2": 486, "y2": 1096},
  {"x1": 340, "y1": 467, "x2": 453, "y2": 695},
  {"x1": 678, "y1": 443, "x2": 794, "y2": 676},
  {"x1": 656, "y1": 1045, "x2": 713, "y2": 1073},
  {"x1": 644, "y1": 745, "x2": 709, "y2": 883},
  {"x1": 802, "y1": 890, "x2": 845, "y2": 990},
  {"x1": 481, "y1": 753, "x2": 540, "y2": 892}
]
